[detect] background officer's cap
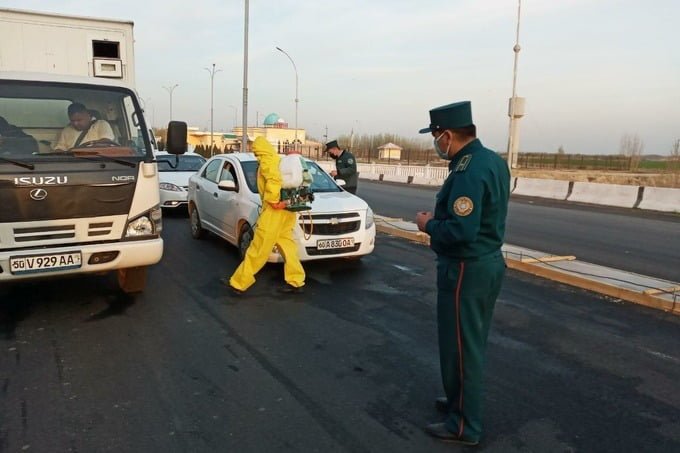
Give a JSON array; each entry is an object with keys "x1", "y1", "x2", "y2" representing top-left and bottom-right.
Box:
[
  {"x1": 418, "y1": 101, "x2": 473, "y2": 134},
  {"x1": 324, "y1": 139, "x2": 340, "y2": 153}
]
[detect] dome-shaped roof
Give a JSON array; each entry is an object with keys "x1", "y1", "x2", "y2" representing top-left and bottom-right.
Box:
[{"x1": 263, "y1": 113, "x2": 280, "y2": 126}]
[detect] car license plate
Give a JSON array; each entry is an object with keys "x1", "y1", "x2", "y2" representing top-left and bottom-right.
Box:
[
  {"x1": 317, "y1": 237, "x2": 355, "y2": 250},
  {"x1": 10, "y1": 252, "x2": 82, "y2": 275}
]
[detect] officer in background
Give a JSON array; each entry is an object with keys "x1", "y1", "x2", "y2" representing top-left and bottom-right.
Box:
[
  {"x1": 325, "y1": 140, "x2": 358, "y2": 194},
  {"x1": 415, "y1": 101, "x2": 510, "y2": 446}
]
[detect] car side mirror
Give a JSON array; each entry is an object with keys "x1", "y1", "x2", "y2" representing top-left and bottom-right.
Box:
[
  {"x1": 166, "y1": 121, "x2": 187, "y2": 155},
  {"x1": 218, "y1": 180, "x2": 237, "y2": 191},
  {"x1": 335, "y1": 178, "x2": 346, "y2": 187}
]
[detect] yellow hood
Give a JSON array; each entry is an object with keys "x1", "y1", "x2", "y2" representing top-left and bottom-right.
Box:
[{"x1": 253, "y1": 137, "x2": 281, "y2": 204}]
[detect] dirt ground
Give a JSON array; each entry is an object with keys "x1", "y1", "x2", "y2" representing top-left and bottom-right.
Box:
[{"x1": 513, "y1": 169, "x2": 680, "y2": 188}]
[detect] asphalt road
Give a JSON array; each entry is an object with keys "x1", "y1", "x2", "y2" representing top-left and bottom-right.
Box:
[
  {"x1": 1, "y1": 216, "x2": 678, "y2": 452},
  {"x1": 356, "y1": 180, "x2": 680, "y2": 282}
]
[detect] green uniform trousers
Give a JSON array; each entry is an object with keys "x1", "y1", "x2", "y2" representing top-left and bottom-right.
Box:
[{"x1": 436, "y1": 251, "x2": 505, "y2": 442}]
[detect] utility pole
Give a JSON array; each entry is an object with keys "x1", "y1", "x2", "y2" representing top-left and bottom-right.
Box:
[
  {"x1": 204, "y1": 64, "x2": 221, "y2": 155},
  {"x1": 506, "y1": 0, "x2": 525, "y2": 170},
  {"x1": 242, "y1": 0, "x2": 249, "y2": 152},
  {"x1": 162, "y1": 84, "x2": 179, "y2": 122},
  {"x1": 276, "y1": 46, "x2": 299, "y2": 152}
]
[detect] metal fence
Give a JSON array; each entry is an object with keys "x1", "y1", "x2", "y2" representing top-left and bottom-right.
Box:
[
  {"x1": 295, "y1": 145, "x2": 446, "y2": 167},
  {"x1": 517, "y1": 153, "x2": 634, "y2": 171}
]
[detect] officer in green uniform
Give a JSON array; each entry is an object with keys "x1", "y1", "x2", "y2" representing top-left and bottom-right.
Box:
[
  {"x1": 415, "y1": 101, "x2": 510, "y2": 446},
  {"x1": 325, "y1": 140, "x2": 358, "y2": 194}
]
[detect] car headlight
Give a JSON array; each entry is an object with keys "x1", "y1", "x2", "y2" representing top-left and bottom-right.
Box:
[
  {"x1": 365, "y1": 207, "x2": 374, "y2": 229},
  {"x1": 160, "y1": 182, "x2": 183, "y2": 192},
  {"x1": 125, "y1": 207, "x2": 162, "y2": 238}
]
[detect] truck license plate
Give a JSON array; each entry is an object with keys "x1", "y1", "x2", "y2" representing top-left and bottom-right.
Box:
[
  {"x1": 10, "y1": 252, "x2": 82, "y2": 275},
  {"x1": 316, "y1": 238, "x2": 355, "y2": 250}
]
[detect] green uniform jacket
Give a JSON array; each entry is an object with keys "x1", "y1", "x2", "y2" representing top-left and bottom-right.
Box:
[
  {"x1": 425, "y1": 139, "x2": 510, "y2": 259},
  {"x1": 334, "y1": 150, "x2": 358, "y2": 190}
]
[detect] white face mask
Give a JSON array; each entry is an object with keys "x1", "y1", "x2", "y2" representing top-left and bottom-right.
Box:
[{"x1": 434, "y1": 133, "x2": 452, "y2": 160}]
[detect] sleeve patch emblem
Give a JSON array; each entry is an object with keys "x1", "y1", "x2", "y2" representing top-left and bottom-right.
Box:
[
  {"x1": 348, "y1": 158, "x2": 354, "y2": 164},
  {"x1": 453, "y1": 196, "x2": 474, "y2": 216}
]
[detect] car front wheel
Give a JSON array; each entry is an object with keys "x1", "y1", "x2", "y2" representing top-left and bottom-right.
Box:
[
  {"x1": 238, "y1": 223, "x2": 253, "y2": 259},
  {"x1": 190, "y1": 205, "x2": 205, "y2": 239}
]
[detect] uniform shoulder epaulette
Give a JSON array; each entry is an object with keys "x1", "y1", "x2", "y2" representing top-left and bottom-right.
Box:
[{"x1": 454, "y1": 154, "x2": 472, "y2": 172}]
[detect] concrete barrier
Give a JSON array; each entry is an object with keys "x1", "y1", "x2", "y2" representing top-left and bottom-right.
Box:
[
  {"x1": 513, "y1": 177, "x2": 570, "y2": 200},
  {"x1": 382, "y1": 174, "x2": 409, "y2": 184},
  {"x1": 568, "y1": 182, "x2": 639, "y2": 208},
  {"x1": 360, "y1": 172, "x2": 380, "y2": 181},
  {"x1": 411, "y1": 176, "x2": 444, "y2": 186},
  {"x1": 638, "y1": 187, "x2": 680, "y2": 213}
]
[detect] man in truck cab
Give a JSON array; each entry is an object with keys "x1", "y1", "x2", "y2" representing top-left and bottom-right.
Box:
[{"x1": 53, "y1": 102, "x2": 115, "y2": 151}]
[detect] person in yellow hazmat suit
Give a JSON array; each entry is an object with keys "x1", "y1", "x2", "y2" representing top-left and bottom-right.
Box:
[{"x1": 227, "y1": 137, "x2": 306, "y2": 295}]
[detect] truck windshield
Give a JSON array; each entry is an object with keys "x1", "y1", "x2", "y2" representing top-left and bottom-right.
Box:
[{"x1": 0, "y1": 80, "x2": 151, "y2": 161}]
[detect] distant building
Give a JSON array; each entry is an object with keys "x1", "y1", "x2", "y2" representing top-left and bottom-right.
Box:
[
  {"x1": 233, "y1": 112, "x2": 306, "y2": 150},
  {"x1": 378, "y1": 142, "x2": 403, "y2": 160},
  {"x1": 186, "y1": 112, "x2": 307, "y2": 153}
]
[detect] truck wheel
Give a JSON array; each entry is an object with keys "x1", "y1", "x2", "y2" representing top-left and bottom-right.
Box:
[
  {"x1": 117, "y1": 266, "x2": 147, "y2": 293},
  {"x1": 190, "y1": 205, "x2": 205, "y2": 239},
  {"x1": 238, "y1": 223, "x2": 253, "y2": 260}
]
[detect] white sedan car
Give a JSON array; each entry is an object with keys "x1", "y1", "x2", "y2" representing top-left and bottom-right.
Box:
[
  {"x1": 157, "y1": 153, "x2": 206, "y2": 210},
  {"x1": 187, "y1": 153, "x2": 375, "y2": 262}
]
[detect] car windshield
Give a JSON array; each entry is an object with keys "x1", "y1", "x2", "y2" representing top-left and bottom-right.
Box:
[
  {"x1": 0, "y1": 80, "x2": 151, "y2": 166},
  {"x1": 240, "y1": 159, "x2": 342, "y2": 194},
  {"x1": 157, "y1": 155, "x2": 206, "y2": 172}
]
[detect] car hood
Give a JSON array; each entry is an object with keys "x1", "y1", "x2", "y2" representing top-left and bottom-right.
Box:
[
  {"x1": 310, "y1": 191, "x2": 368, "y2": 213},
  {"x1": 247, "y1": 190, "x2": 369, "y2": 213},
  {"x1": 159, "y1": 171, "x2": 195, "y2": 187}
]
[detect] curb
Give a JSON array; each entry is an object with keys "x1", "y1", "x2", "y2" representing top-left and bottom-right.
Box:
[{"x1": 374, "y1": 216, "x2": 680, "y2": 316}]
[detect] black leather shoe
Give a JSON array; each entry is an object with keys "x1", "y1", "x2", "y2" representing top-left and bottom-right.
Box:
[
  {"x1": 435, "y1": 397, "x2": 449, "y2": 413},
  {"x1": 220, "y1": 277, "x2": 245, "y2": 296},
  {"x1": 424, "y1": 423, "x2": 479, "y2": 446},
  {"x1": 229, "y1": 286, "x2": 245, "y2": 296},
  {"x1": 278, "y1": 284, "x2": 304, "y2": 294}
]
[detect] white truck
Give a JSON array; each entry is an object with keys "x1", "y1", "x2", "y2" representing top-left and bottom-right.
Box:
[{"x1": 0, "y1": 8, "x2": 186, "y2": 292}]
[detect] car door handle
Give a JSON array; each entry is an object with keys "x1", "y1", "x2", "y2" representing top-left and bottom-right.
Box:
[{"x1": 213, "y1": 192, "x2": 219, "y2": 198}]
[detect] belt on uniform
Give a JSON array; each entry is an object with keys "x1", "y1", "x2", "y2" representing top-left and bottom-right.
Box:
[{"x1": 437, "y1": 249, "x2": 504, "y2": 264}]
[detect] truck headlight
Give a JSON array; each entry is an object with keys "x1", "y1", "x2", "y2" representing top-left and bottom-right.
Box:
[
  {"x1": 365, "y1": 207, "x2": 374, "y2": 229},
  {"x1": 125, "y1": 207, "x2": 162, "y2": 238},
  {"x1": 160, "y1": 182, "x2": 183, "y2": 192}
]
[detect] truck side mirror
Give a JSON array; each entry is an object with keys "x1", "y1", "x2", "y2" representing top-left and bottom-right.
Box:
[{"x1": 166, "y1": 121, "x2": 187, "y2": 155}]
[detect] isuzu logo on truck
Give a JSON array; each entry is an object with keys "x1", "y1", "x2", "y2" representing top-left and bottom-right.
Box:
[
  {"x1": 14, "y1": 176, "x2": 69, "y2": 186},
  {"x1": 29, "y1": 188, "x2": 48, "y2": 200}
]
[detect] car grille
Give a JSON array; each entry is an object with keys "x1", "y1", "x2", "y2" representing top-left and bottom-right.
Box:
[
  {"x1": 299, "y1": 212, "x2": 361, "y2": 236},
  {"x1": 88, "y1": 222, "x2": 114, "y2": 237},
  {"x1": 13, "y1": 225, "x2": 76, "y2": 242},
  {"x1": 12, "y1": 221, "x2": 115, "y2": 242},
  {"x1": 306, "y1": 243, "x2": 361, "y2": 256}
]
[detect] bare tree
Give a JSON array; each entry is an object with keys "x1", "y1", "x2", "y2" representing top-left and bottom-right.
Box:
[{"x1": 619, "y1": 133, "x2": 644, "y2": 171}]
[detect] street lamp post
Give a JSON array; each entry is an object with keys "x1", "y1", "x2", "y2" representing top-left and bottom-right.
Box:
[
  {"x1": 506, "y1": 0, "x2": 525, "y2": 170},
  {"x1": 205, "y1": 64, "x2": 222, "y2": 155},
  {"x1": 162, "y1": 84, "x2": 179, "y2": 122},
  {"x1": 242, "y1": 0, "x2": 249, "y2": 153},
  {"x1": 276, "y1": 46, "x2": 299, "y2": 152}
]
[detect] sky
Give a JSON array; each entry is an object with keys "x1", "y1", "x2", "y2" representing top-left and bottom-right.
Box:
[{"x1": 4, "y1": 0, "x2": 680, "y2": 154}]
